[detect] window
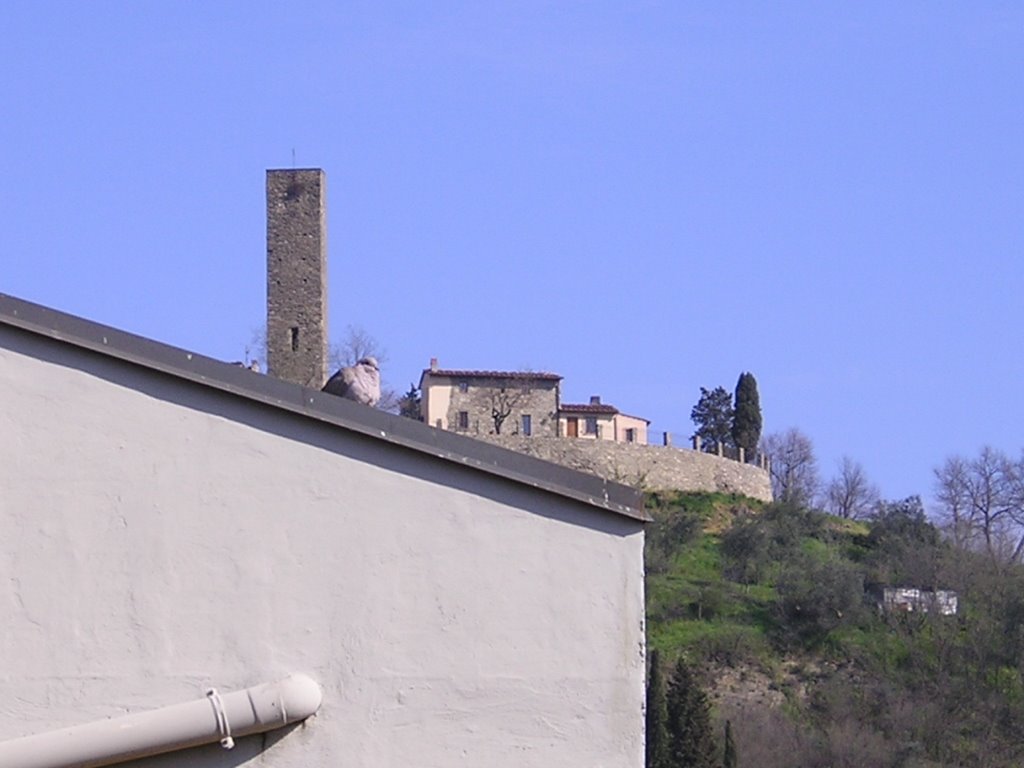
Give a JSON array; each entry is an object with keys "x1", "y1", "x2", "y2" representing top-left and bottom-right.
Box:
[
  {"x1": 521, "y1": 414, "x2": 532, "y2": 436},
  {"x1": 585, "y1": 417, "x2": 598, "y2": 435},
  {"x1": 457, "y1": 411, "x2": 469, "y2": 430},
  {"x1": 458, "y1": 381, "x2": 469, "y2": 393},
  {"x1": 625, "y1": 428, "x2": 635, "y2": 443}
]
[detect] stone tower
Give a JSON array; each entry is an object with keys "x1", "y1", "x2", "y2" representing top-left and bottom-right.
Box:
[{"x1": 266, "y1": 168, "x2": 328, "y2": 388}]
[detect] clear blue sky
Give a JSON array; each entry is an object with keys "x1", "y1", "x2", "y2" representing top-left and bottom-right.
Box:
[{"x1": 4, "y1": 3, "x2": 1022, "y2": 506}]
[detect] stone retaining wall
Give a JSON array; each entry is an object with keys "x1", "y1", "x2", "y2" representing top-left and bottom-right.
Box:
[{"x1": 482, "y1": 436, "x2": 773, "y2": 502}]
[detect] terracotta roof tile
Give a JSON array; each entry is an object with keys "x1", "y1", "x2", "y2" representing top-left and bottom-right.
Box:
[
  {"x1": 423, "y1": 369, "x2": 562, "y2": 381},
  {"x1": 560, "y1": 403, "x2": 619, "y2": 415}
]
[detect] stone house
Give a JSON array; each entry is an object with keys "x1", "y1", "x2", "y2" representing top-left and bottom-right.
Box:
[
  {"x1": 419, "y1": 360, "x2": 562, "y2": 437},
  {"x1": 420, "y1": 363, "x2": 650, "y2": 444},
  {"x1": 0, "y1": 169, "x2": 648, "y2": 767}
]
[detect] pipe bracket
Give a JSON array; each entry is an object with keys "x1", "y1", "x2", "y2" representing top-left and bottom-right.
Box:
[{"x1": 206, "y1": 688, "x2": 235, "y2": 749}]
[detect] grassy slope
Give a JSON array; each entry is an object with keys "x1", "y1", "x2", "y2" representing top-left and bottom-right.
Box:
[
  {"x1": 644, "y1": 491, "x2": 1024, "y2": 767},
  {"x1": 646, "y1": 491, "x2": 775, "y2": 664}
]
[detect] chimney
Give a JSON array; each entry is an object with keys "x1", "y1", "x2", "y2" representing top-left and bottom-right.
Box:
[
  {"x1": 589, "y1": 395, "x2": 601, "y2": 405},
  {"x1": 430, "y1": 357, "x2": 438, "y2": 372},
  {"x1": 266, "y1": 168, "x2": 328, "y2": 388}
]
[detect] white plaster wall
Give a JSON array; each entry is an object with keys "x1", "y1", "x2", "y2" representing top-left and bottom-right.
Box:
[
  {"x1": 613, "y1": 414, "x2": 649, "y2": 445},
  {"x1": 0, "y1": 332, "x2": 645, "y2": 768}
]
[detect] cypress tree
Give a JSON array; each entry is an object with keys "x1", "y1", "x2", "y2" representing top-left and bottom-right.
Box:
[
  {"x1": 666, "y1": 657, "x2": 718, "y2": 768},
  {"x1": 646, "y1": 649, "x2": 671, "y2": 768},
  {"x1": 731, "y1": 373, "x2": 762, "y2": 463},
  {"x1": 723, "y1": 719, "x2": 738, "y2": 768}
]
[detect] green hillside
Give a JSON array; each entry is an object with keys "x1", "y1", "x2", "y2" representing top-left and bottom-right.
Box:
[{"x1": 645, "y1": 491, "x2": 1024, "y2": 768}]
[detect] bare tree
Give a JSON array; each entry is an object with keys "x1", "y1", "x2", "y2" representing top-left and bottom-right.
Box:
[
  {"x1": 329, "y1": 324, "x2": 385, "y2": 369},
  {"x1": 329, "y1": 325, "x2": 399, "y2": 412},
  {"x1": 934, "y1": 454, "x2": 975, "y2": 551},
  {"x1": 824, "y1": 456, "x2": 880, "y2": 519},
  {"x1": 489, "y1": 387, "x2": 522, "y2": 435},
  {"x1": 966, "y1": 447, "x2": 1018, "y2": 563},
  {"x1": 761, "y1": 428, "x2": 820, "y2": 508},
  {"x1": 934, "y1": 447, "x2": 1024, "y2": 565},
  {"x1": 247, "y1": 326, "x2": 268, "y2": 372}
]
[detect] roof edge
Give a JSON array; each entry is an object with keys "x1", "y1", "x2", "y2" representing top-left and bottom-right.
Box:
[{"x1": 0, "y1": 293, "x2": 648, "y2": 523}]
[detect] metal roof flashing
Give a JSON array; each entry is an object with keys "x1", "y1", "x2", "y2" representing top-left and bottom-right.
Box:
[{"x1": 0, "y1": 294, "x2": 648, "y2": 523}]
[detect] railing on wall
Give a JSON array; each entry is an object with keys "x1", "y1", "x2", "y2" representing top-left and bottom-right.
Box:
[
  {"x1": 456, "y1": 417, "x2": 772, "y2": 473},
  {"x1": 645, "y1": 427, "x2": 770, "y2": 471}
]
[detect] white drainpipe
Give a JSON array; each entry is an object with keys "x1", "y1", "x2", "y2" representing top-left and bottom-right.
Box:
[{"x1": 0, "y1": 673, "x2": 322, "y2": 768}]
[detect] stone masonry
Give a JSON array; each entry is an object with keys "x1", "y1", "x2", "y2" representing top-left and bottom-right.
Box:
[
  {"x1": 266, "y1": 168, "x2": 328, "y2": 388},
  {"x1": 480, "y1": 435, "x2": 773, "y2": 502},
  {"x1": 445, "y1": 375, "x2": 560, "y2": 437}
]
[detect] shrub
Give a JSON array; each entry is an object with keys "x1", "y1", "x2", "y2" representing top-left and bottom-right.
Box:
[{"x1": 774, "y1": 554, "x2": 865, "y2": 648}]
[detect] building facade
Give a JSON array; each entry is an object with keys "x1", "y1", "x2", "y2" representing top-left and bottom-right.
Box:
[
  {"x1": 0, "y1": 294, "x2": 648, "y2": 768},
  {"x1": 420, "y1": 360, "x2": 562, "y2": 437},
  {"x1": 421, "y1": 363, "x2": 650, "y2": 444},
  {"x1": 869, "y1": 586, "x2": 959, "y2": 616},
  {"x1": 559, "y1": 396, "x2": 650, "y2": 445}
]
